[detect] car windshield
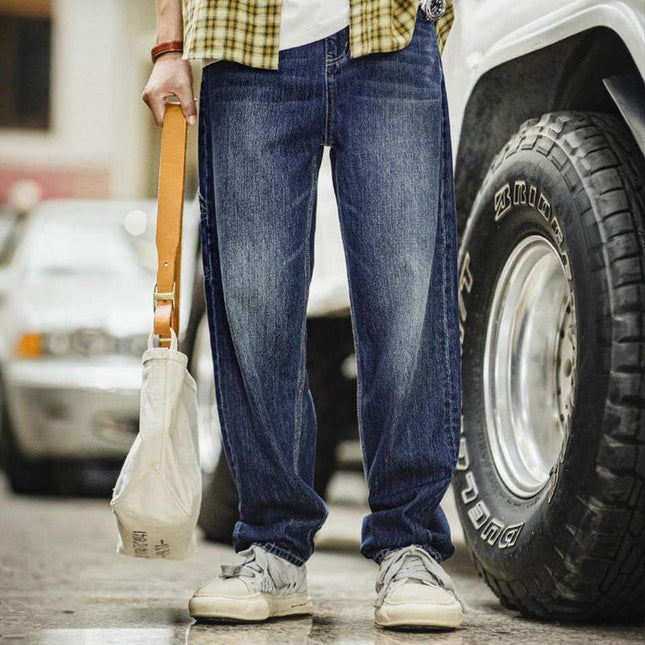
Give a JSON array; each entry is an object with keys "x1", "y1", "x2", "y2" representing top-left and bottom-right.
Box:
[{"x1": 22, "y1": 203, "x2": 157, "y2": 282}]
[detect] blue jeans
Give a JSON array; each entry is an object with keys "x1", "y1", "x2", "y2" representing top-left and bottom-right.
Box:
[{"x1": 197, "y1": 6, "x2": 462, "y2": 567}]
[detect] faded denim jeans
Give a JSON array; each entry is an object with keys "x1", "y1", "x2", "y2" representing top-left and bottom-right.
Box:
[{"x1": 197, "y1": 6, "x2": 462, "y2": 567}]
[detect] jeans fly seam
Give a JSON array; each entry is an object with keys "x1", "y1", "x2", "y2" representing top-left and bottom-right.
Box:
[
  {"x1": 323, "y1": 39, "x2": 332, "y2": 146},
  {"x1": 293, "y1": 151, "x2": 320, "y2": 473},
  {"x1": 328, "y1": 71, "x2": 336, "y2": 148},
  {"x1": 325, "y1": 36, "x2": 348, "y2": 65}
]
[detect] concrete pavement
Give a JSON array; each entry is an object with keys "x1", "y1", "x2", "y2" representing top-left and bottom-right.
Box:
[{"x1": 0, "y1": 473, "x2": 642, "y2": 644}]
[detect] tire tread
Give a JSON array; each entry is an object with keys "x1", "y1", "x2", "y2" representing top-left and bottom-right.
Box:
[{"x1": 463, "y1": 111, "x2": 645, "y2": 621}]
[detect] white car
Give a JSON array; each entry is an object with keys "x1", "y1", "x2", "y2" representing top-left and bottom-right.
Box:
[
  {"x1": 444, "y1": 0, "x2": 644, "y2": 621},
  {"x1": 0, "y1": 199, "x2": 200, "y2": 494}
]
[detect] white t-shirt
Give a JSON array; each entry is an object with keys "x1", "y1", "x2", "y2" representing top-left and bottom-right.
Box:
[
  {"x1": 202, "y1": 0, "x2": 350, "y2": 68},
  {"x1": 278, "y1": 0, "x2": 350, "y2": 50}
]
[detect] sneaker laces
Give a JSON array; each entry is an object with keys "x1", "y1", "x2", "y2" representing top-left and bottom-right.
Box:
[
  {"x1": 375, "y1": 545, "x2": 470, "y2": 612},
  {"x1": 219, "y1": 545, "x2": 299, "y2": 593}
]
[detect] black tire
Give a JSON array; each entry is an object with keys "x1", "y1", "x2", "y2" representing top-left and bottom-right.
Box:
[{"x1": 456, "y1": 112, "x2": 645, "y2": 621}]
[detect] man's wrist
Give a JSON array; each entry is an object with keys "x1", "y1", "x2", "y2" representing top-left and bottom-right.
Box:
[
  {"x1": 151, "y1": 40, "x2": 184, "y2": 63},
  {"x1": 153, "y1": 52, "x2": 185, "y2": 65},
  {"x1": 156, "y1": 31, "x2": 183, "y2": 45}
]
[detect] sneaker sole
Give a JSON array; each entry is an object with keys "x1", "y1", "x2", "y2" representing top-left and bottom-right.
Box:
[
  {"x1": 189, "y1": 592, "x2": 313, "y2": 622},
  {"x1": 375, "y1": 603, "x2": 463, "y2": 629}
]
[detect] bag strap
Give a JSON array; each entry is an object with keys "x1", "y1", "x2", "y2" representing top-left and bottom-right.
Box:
[{"x1": 153, "y1": 103, "x2": 187, "y2": 348}]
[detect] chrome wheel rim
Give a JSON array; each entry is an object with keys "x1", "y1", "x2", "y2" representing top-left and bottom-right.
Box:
[
  {"x1": 483, "y1": 235, "x2": 576, "y2": 498},
  {"x1": 193, "y1": 314, "x2": 222, "y2": 476}
]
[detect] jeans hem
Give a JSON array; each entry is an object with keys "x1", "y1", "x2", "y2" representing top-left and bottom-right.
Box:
[{"x1": 252, "y1": 542, "x2": 307, "y2": 566}]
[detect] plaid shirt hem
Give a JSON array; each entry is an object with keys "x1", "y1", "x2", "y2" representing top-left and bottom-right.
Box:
[{"x1": 182, "y1": 0, "x2": 455, "y2": 70}]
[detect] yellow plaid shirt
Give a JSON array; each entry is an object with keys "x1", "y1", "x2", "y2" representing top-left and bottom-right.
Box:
[{"x1": 182, "y1": 0, "x2": 455, "y2": 70}]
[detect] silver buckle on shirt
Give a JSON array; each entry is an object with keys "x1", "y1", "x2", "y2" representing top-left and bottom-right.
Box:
[{"x1": 421, "y1": 0, "x2": 447, "y2": 21}]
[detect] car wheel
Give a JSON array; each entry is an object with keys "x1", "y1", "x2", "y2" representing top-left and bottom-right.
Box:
[{"x1": 456, "y1": 112, "x2": 645, "y2": 620}]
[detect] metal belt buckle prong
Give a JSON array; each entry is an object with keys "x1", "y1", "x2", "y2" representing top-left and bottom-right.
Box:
[
  {"x1": 153, "y1": 282, "x2": 176, "y2": 312},
  {"x1": 421, "y1": 0, "x2": 447, "y2": 21}
]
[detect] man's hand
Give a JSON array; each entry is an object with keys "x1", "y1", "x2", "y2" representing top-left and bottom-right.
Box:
[{"x1": 142, "y1": 52, "x2": 197, "y2": 127}]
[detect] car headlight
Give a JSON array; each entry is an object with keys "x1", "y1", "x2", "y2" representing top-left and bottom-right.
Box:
[
  {"x1": 70, "y1": 328, "x2": 115, "y2": 355},
  {"x1": 14, "y1": 330, "x2": 148, "y2": 358},
  {"x1": 46, "y1": 331, "x2": 72, "y2": 356}
]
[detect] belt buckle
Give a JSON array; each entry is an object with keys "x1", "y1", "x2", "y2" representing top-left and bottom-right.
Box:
[
  {"x1": 153, "y1": 282, "x2": 176, "y2": 313},
  {"x1": 421, "y1": 0, "x2": 447, "y2": 21}
]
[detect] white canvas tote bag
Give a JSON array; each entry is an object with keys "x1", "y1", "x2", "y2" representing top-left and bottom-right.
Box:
[{"x1": 110, "y1": 103, "x2": 201, "y2": 559}]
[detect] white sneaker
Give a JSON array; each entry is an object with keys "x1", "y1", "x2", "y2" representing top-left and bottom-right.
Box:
[
  {"x1": 189, "y1": 544, "x2": 313, "y2": 622},
  {"x1": 374, "y1": 545, "x2": 468, "y2": 629}
]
